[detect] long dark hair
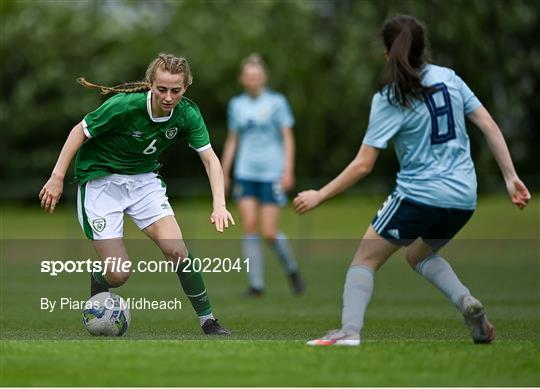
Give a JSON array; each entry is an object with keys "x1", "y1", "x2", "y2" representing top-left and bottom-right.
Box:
[{"x1": 380, "y1": 15, "x2": 431, "y2": 107}]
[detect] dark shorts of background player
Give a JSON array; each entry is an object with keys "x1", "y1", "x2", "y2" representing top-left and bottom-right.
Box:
[
  {"x1": 371, "y1": 191, "x2": 474, "y2": 251},
  {"x1": 232, "y1": 179, "x2": 287, "y2": 207}
]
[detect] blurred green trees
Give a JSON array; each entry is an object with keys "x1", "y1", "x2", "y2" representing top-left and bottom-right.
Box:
[{"x1": 1, "y1": 0, "x2": 538, "y2": 199}]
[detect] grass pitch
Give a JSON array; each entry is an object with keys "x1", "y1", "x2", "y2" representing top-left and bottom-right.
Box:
[{"x1": 1, "y1": 195, "x2": 539, "y2": 386}]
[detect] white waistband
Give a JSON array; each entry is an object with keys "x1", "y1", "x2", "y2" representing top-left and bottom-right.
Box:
[{"x1": 97, "y1": 172, "x2": 158, "y2": 184}]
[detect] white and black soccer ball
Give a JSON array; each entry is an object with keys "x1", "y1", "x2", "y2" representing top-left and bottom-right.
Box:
[{"x1": 82, "y1": 292, "x2": 130, "y2": 336}]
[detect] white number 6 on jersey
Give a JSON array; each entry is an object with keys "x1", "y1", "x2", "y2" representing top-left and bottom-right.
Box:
[{"x1": 143, "y1": 139, "x2": 157, "y2": 155}]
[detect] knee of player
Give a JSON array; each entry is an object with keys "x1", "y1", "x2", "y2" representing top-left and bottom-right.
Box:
[
  {"x1": 106, "y1": 271, "x2": 131, "y2": 287},
  {"x1": 261, "y1": 230, "x2": 278, "y2": 242},
  {"x1": 405, "y1": 256, "x2": 418, "y2": 269},
  {"x1": 166, "y1": 246, "x2": 189, "y2": 264},
  {"x1": 351, "y1": 260, "x2": 382, "y2": 272},
  {"x1": 405, "y1": 251, "x2": 429, "y2": 270},
  {"x1": 243, "y1": 223, "x2": 259, "y2": 235}
]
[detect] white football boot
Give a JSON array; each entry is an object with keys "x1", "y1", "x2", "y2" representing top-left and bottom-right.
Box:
[
  {"x1": 306, "y1": 327, "x2": 360, "y2": 346},
  {"x1": 459, "y1": 294, "x2": 495, "y2": 344}
]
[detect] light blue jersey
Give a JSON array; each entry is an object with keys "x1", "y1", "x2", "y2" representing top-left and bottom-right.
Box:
[
  {"x1": 363, "y1": 64, "x2": 482, "y2": 210},
  {"x1": 228, "y1": 89, "x2": 294, "y2": 182}
]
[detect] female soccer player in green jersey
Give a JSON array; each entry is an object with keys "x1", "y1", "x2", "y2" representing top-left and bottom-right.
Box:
[
  {"x1": 294, "y1": 15, "x2": 531, "y2": 346},
  {"x1": 39, "y1": 53, "x2": 234, "y2": 335}
]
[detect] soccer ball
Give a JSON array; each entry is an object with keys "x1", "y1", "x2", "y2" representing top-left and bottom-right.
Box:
[{"x1": 82, "y1": 292, "x2": 130, "y2": 336}]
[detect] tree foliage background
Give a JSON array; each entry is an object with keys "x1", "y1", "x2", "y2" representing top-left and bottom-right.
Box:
[{"x1": 1, "y1": 0, "x2": 539, "y2": 200}]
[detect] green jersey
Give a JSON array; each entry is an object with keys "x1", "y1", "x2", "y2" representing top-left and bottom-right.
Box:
[{"x1": 74, "y1": 91, "x2": 211, "y2": 184}]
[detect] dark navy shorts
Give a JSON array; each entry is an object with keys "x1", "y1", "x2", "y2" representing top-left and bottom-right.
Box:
[
  {"x1": 371, "y1": 191, "x2": 474, "y2": 251},
  {"x1": 232, "y1": 179, "x2": 287, "y2": 207}
]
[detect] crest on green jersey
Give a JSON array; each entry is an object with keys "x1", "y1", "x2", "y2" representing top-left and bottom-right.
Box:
[
  {"x1": 92, "y1": 218, "x2": 106, "y2": 232},
  {"x1": 165, "y1": 127, "x2": 178, "y2": 140}
]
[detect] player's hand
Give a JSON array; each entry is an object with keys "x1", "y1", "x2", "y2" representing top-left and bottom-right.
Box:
[
  {"x1": 281, "y1": 171, "x2": 295, "y2": 193},
  {"x1": 39, "y1": 174, "x2": 64, "y2": 214},
  {"x1": 293, "y1": 190, "x2": 322, "y2": 215},
  {"x1": 210, "y1": 206, "x2": 235, "y2": 233},
  {"x1": 505, "y1": 176, "x2": 531, "y2": 210}
]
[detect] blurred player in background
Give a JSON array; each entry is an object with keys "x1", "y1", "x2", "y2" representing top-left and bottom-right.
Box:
[
  {"x1": 39, "y1": 53, "x2": 234, "y2": 335},
  {"x1": 221, "y1": 54, "x2": 305, "y2": 297},
  {"x1": 294, "y1": 15, "x2": 531, "y2": 346}
]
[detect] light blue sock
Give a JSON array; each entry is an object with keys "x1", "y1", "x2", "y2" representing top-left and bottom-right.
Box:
[
  {"x1": 268, "y1": 232, "x2": 298, "y2": 273},
  {"x1": 415, "y1": 254, "x2": 470, "y2": 308},
  {"x1": 242, "y1": 234, "x2": 264, "y2": 290},
  {"x1": 341, "y1": 265, "x2": 374, "y2": 333}
]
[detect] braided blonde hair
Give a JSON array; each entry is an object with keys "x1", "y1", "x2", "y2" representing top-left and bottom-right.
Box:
[{"x1": 77, "y1": 53, "x2": 193, "y2": 95}]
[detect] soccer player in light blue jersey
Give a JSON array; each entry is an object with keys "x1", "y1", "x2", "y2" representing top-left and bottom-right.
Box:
[
  {"x1": 221, "y1": 54, "x2": 305, "y2": 296},
  {"x1": 294, "y1": 15, "x2": 531, "y2": 346}
]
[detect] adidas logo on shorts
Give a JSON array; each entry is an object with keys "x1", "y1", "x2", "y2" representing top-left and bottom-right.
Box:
[{"x1": 387, "y1": 229, "x2": 400, "y2": 239}]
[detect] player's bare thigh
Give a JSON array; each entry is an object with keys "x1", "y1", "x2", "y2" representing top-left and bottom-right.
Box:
[
  {"x1": 238, "y1": 198, "x2": 259, "y2": 235},
  {"x1": 351, "y1": 225, "x2": 401, "y2": 271},
  {"x1": 143, "y1": 215, "x2": 189, "y2": 263}
]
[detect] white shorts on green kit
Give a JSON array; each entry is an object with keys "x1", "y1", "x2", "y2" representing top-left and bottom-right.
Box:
[{"x1": 77, "y1": 172, "x2": 174, "y2": 240}]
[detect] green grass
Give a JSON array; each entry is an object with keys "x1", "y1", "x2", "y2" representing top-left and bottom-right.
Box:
[
  {"x1": 2, "y1": 194, "x2": 538, "y2": 239},
  {"x1": 1, "y1": 195, "x2": 539, "y2": 386},
  {"x1": 2, "y1": 340, "x2": 538, "y2": 386}
]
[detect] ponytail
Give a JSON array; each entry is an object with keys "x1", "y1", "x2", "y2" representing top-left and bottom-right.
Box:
[
  {"x1": 380, "y1": 15, "x2": 431, "y2": 107},
  {"x1": 77, "y1": 53, "x2": 192, "y2": 95},
  {"x1": 76, "y1": 78, "x2": 149, "y2": 95}
]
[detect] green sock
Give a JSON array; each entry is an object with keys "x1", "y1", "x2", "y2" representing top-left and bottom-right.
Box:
[{"x1": 176, "y1": 252, "x2": 212, "y2": 316}]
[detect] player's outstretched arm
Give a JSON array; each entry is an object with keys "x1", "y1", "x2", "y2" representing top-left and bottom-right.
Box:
[
  {"x1": 220, "y1": 132, "x2": 238, "y2": 195},
  {"x1": 281, "y1": 127, "x2": 296, "y2": 192},
  {"x1": 199, "y1": 147, "x2": 236, "y2": 232},
  {"x1": 293, "y1": 144, "x2": 379, "y2": 214},
  {"x1": 39, "y1": 122, "x2": 86, "y2": 213},
  {"x1": 467, "y1": 106, "x2": 531, "y2": 209}
]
